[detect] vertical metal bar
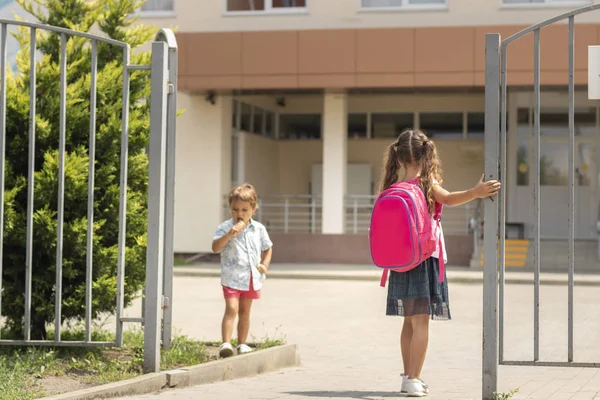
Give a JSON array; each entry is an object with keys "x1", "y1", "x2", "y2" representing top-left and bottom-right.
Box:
[
  {"x1": 284, "y1": 197, "x2": 289, "y2": 233},
  {"x1": 0, "y1": 24, "x2": 6, "y2": 340},
  {"x1": 567, "y1": 16, "x2": 575, "y2": 363},
  {"x1": 533, "y1": 28, "x2": 541, "y2": 363},
  {"x1": 162, "y1": 41, "x2": 178, "y2": 350},
  {"x1": 55, "y1": 33, "x2": 67, "y2": 342},
  {"x1": 116, "y1": 46, "x2": 131, "y2": 347},
  {"x1": 24, "y1": 27, "x2": 36, "y2": 341},
  {"x1": 353, "y1": 198, "x2": 358, "y2": 234},
  {"x1": 483, "y1": 33, "x2": 500, "y2": 400},
  {"x1": 144, "y1": 41, "x2": 168, "y2": 373},
  {"x1": 85, "y1": 39, "x2": 98, "y2": 343},
  {"x1": 311, "y1": 197, "x2": 316, "y2": 233},
  {"x1": 499, "y1": 43, "x2": 508, "y2": 364}
]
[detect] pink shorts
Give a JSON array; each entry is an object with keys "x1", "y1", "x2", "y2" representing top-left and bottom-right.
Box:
[{"x1": 222, "y1": 275, "x2": 260, "y2": 300}]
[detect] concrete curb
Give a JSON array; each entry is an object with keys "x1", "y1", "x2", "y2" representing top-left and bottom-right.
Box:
[
  {"x1": 174, "y1": 267, "x2": 600, "y2": 286},
  {"x1": 39, "y1": 344, "x2": 300, "y2": 400}
]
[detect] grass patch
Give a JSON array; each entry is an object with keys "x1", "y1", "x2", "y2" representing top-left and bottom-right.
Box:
[{"x1": 0, "y1": 326, "x2": 285, "y2": 399}]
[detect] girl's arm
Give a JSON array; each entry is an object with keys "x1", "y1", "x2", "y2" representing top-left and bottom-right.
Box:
[
  {"x1": 258, "y1": 247, "x2": 273, "y2": 274},
  {"x1": 432, "y1": 174, "x2": 501, "y2": 207}
]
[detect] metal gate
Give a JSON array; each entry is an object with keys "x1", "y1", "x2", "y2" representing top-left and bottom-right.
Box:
[
  {"x1": 483, "y1": 4, "x2": 600, "y2": 399},
  {"x1": 0, "y1": 20, "x2": 177, "y2": 373}
]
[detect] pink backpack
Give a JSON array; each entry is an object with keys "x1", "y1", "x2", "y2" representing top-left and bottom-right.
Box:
[{"x1": 369, "y1": 179, "x2": 445, "y2": 287}]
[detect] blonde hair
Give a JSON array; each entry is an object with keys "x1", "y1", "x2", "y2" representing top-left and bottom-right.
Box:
[
  {"x1": 228, "y1": 183, "x2": 259, "y2": 211},
  {"x1": 379, "y1": 129, "x2": 443, "y2": 215}
]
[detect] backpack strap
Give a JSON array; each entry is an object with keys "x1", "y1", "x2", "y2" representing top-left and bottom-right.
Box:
[
  {"x1": 380, "y1": 269, "x2": 389, "y2": 287},
  {"x1": 437, "y1": 219, "x2": 445, "y2": 283}
]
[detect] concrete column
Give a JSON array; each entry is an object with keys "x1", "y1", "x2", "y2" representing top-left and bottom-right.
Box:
[
  {"x1": 321, "y1": 92, "x2": 347, "y2": 234},
  {"x1": 174, "y1": 93, "x2": 231, "y2": 253}
]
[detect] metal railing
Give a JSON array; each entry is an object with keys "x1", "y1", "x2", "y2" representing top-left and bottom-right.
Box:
[
  {"x1": 483, "y1": 4, "x2": 600, "y2": 398},
  {"x1": 0, "y1": 19, "x2": 177, "y2": 374},
  {"x1": 223, "y1": 194, "x2": 476, "y2": 235}
]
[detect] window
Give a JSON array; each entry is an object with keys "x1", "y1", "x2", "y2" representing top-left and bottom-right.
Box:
[
  {"x1": 348, "y1": 114, "x2": 368, "y2": 138},
  {"x1": 517, "y1": 139, "x2": 529, "y2": 186},
  {"x1": 517, "y1": 107, "x2": 595, "y2": 137},
  {"x1": 265, "y1": 111, "x2": 275, "y2": 138},
  {"x1": 503, "y1": 0, "x2": 589, "y2": 5},
  {"x1": 252, "y1": 107, "x2": 263, "y2": 135},
  {"x1": 226, "y1": 0, "x2": 307, "y2": 13},
  {"x1": 371, "y1": 113, "x2": 413, "y2": 138},
  {"x1": 279, "y1": 114, "x2": 321, "y2": 139},
  {"x1": 232, "y1": 100, "x2": 239, "y2": 129},
  {"x1": 540, "y1": 143, "x2": 568, "y2": 186},
  {"x1": 240, "y1": 103, "x2": 252, "y2": 132},
  {"x1": 419, "y1": 112, "x2": 463, "y2": 139},
  {"x1": 518, "y1": 143, "x2": 594, "y2": 186},
  {"x1": 517, "y1": 108, "x2": 530, "y2": 137},
  {"x1": 578, "y1": 143, "x2": 592, "y2": 186},
  {"x1": 141, "y1": 0, "x2": 174, "y2": 12},
  {"x1": 467, "y1": 112, "x2": 484, "y2": 139},
  {"x1": 360, "y1": 0, "x2": 446, "y2": 10}
]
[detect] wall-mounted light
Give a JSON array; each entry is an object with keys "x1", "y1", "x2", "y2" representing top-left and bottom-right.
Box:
[
  {"x1": 276, "y1": 96, "x2": 286, "y2": 108},
  {"x1": 206, "y1": 91, "x2": 216, "y2": 105}
]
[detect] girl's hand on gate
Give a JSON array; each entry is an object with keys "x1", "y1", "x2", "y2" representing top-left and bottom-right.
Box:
[{"x1": 473, "y1": 174, "x2": 501, "y2": 199}]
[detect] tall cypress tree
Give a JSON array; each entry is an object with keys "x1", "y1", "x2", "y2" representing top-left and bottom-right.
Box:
[{"x1": 1, "y1": 0, "x2": 155, "y2": 339}]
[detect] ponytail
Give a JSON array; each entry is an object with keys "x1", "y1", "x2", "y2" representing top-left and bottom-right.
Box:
[
  {"x1": 379, "y1": 143, "x2": 400, "y2": 194},
  {"x1": 419, "y1": 140, "x2": 443, "y2": 215}
]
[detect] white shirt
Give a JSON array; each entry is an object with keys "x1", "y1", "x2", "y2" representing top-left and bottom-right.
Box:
[{"x1": 213, "y1": 218, "x2": 273, "y2": 291}]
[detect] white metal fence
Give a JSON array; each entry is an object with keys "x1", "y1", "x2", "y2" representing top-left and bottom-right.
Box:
[{"x1": 223, "y1": 194, "x2": 476, "y2": 235}]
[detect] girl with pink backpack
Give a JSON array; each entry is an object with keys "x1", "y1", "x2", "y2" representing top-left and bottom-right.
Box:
[{"x1": 377, "y1": 129, "x2": 500, "y2": 397}]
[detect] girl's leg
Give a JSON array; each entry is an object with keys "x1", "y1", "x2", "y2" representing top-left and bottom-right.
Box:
[
  {"x1": 408, "y1": 313, "x2": 430, "y2": 379},
  {"x1": 221, "y1": 297, "x2": 239, "y2": 343},
  {"x1": 401, "y1": 315, "x2": 413, "y2": 375},
  {"x1": 237, "y1": 297, "x2": 253, "y2": 344}
]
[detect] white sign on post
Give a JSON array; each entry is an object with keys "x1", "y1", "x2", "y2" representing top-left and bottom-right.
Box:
[{"x1": 588, "y1": 45, "x2": 600, "y2": 99}]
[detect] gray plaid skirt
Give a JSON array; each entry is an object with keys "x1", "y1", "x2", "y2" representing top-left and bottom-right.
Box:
[{"x1": 386, "y1": 257, "x2": 451, "y2": 320}]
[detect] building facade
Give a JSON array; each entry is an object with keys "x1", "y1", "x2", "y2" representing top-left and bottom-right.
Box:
[{"x1": 139, "y1": 0, "x2": 600, "y2": 267}]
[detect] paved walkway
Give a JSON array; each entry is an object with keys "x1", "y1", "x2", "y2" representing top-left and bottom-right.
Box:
[{"x1": 116, "y1": 273, "x2": 600, "y2": 400}]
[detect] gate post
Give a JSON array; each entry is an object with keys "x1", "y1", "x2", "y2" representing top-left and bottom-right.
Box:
[
  {"x1": 156, "y1": 29, "x2": 178, "y2": 350},
  {"x1": 144, "y1": 40, "x2": 169, "y2": 373},
  {"x1": 483, "y1": 33, "x2": 501, "y2": 400}
]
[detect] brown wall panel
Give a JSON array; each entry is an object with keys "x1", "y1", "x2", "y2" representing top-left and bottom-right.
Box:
[
  {"x1": 356, "y1": 28, "x2": 414, "y2": 73},
  {"x1": 177, "y1": 24, "x2": 600, "y2": 92},
  {"x1": 174, "y1": 33, "x2": 188, "y2": 76},
  {"x1": 242, "y1": 31, "x2": 298, "y2": 75},
  {"x1": 298, "y1": 29, "x2": 356, "y2": 74},
  {"x1": 415, "y1": 72, "x2": 474, "y2": 87},
  {"x1": 186, "y1": 76, "x2": 242, "y2": 91},
  {"x1": 241, "y1": 75, "x2": 299, "y2": 89},
  {"x1": 298, "y1": 74, "x2": 356, "y2": 88},
  {"x1": 415, "y1": 27, "x2": 475, "y2": 73},
  {"x1": 356, "y1": 73, "x2": 414, "y2": 87},
  {"x1": 186, "y1": 32, "x2": 242, "y2": 76}
]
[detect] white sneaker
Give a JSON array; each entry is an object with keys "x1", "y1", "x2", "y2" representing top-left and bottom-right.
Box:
[
  {"x1": 218, "y1": 342, "x2": 234, "y2": 358},
  {"x1": 401, "y1": 374, "x2": 429, "y2": 394},
  {"x1": 404, "y1": 378, "x2": 428, "y2": 397},
  {"x1": 237, "y1": 343, "x2": 254, "y2": 354}
]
